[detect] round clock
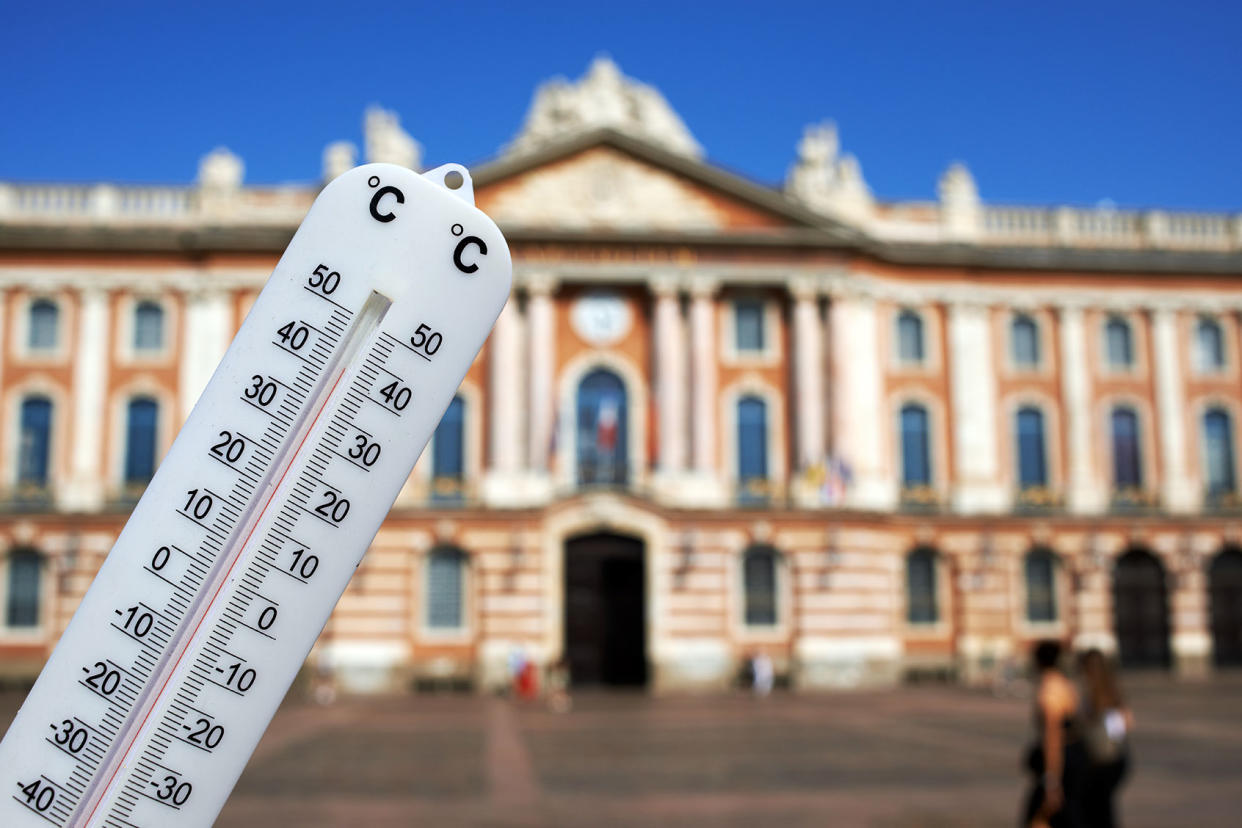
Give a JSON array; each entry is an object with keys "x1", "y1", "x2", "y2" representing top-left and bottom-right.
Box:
[{"x1": 571, "y1": 292, "x2": 632, "y2": 345}]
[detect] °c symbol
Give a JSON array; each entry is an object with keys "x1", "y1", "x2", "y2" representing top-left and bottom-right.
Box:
[
  {"x1": 369, "y1": 185, "x2": 405, "y2": 223},
  {"x1": 453, "y1": 235, "x2": 488, "y2": 274}
]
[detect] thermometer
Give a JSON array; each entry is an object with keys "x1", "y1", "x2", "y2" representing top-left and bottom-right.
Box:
[{"x1": 0, "y1": 162, "x2": 511, "y2": 827}]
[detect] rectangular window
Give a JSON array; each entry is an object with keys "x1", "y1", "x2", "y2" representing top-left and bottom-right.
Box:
[
  {"x1": 734, "y1": 300, "x2": 765, "y2": 353},
  {"x1": 6, "y1": 551, "x2": 40, "y2": 628},
  {"x1": 1025, "y1": 553, "x2": 1057, "y2": 623},
  {"x1": 426, "y1": 551, "x2": 464, "y2": 629}
]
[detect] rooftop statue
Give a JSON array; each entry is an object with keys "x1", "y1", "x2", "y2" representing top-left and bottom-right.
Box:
[
  {"x1": 508, "y1": 56, "x2": 703, "y2": 159},
  {"x1": 364, "y1": 105, "x2": 422, "y2": 170},
  {"x1": 785, "y1": 122, "x2": 873, "y2": 220}
]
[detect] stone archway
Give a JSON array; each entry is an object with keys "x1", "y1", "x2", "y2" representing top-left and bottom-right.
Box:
[
  {"x1": 1112, "y1": 548, "x2": 1171, "y2": 669},
  {"x1": 563, "y1": 532, "x2": 647, "y2": 686},
  {"x1": 1209, "y1": 547, "x2": 1242, "y2": 668}
]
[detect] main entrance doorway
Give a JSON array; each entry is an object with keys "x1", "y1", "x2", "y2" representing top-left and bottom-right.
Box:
[
  {"x1": 563, "y1": 532, "x2": 647, "y2": 687},
  {"x1": 1113, "y1": 548, "x2": 1171, "y2": 669},
  {"x1": 1210, "y1": 547, "x2": 1242, "y2": 667}
]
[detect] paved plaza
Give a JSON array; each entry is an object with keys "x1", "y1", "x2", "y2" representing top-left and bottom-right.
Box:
[{"x1": 2, "y1": 675, "x2": 1239, "y2": 826}]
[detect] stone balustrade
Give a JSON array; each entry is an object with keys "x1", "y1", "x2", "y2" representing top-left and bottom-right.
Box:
[
  {"x1": 0, "y1": 182, "x2": 312, "y2": 225},
  {"x1": 980, "y1": 204, "x2": 1241, "y2": 250}
]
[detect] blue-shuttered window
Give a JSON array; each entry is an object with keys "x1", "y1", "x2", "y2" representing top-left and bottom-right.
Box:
[
  {"x1": 1025, "y1": 548, "x2": 1058, "y2": 623},
  {"x1": 897, "y1": 310, "x2": 925, "y2": 364},
  {"x1": 425, "y1": 547, "x2": 466, "y2": 630},
  {"x1": 1105, "y1": 316, "x2": 1134, "y2": 369},
  {"x1": 18, "y1": 396, "x2": 53, "y2": 488},
  {"x1": 1016, "y1": 406, "x2": 1048, "y2": 489},
  {"x1": 1196, "y1": 317, "x2": 1226, "y2": 373},
  {"x1": 134, "y1": 301, "x2": 165, "y2": 352},
  {"x1": 433, "y1": 396, "x2": 465, "y2": 479},
  {"x1": 1111, "y1": 406, "x2": 1142, "y2": 489},
  {"x1": 743, "y1": 545, "x2": 778, "y2": 626},
  {"x1": 906, "y1": 547, "x2": 938, "y2": 624},
  {"x1": 900, "y1": 403, "x2": 931, "y2": 487},
  {"x1": 124, "y1": 397, "x2": 159, "y2": 486},
  {"x1": 6, "y1": 549, "x2": 41, "y2": 628},
  {"x1": 734, "y1": 299, "x2": 765, "y2": 352},
  {"x1": 28, "y1": 299, "x2": 59, "y2": 351},
  {"x1": 1011, "y1": 314, "x2": 1040, "y2": 368},
  {"x1": 1204, "y1": 407, "x2": 1236, "y2": 497},
  {"x1": 737, "y1": 396, "x2": 768, "y2": 486}
]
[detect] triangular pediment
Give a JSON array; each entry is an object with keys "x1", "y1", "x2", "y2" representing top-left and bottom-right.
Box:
[{"x1": 474, "y1": 130, "x2": 852, "y2": 239}]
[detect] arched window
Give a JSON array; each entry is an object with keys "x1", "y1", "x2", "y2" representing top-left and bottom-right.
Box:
[
  {"x1": 432, "y1": 395, "x2": 465, "y2": 500},
  {"x1": 734, "y1": 299, "x2": 765, "y2": 352},
  {"x1": 900, "y1": 403, "x2": 931, "y2": 487},
  {"x1": 1204, "y1": 407, "x2": 1236, "y2": 497},
  {"x1": 1105, "y1": 316, "x2": 1134, "y2": 369},
  {"x1": 425, "y1": 546, "x2": 466, "y2": 630},
  {"x1": 576, "y1": 368, "x2": 627, "y2": 486},
  {"x1": 124, "y1": 397, "x2": 159, "y2": 486},
  {"x1": 1025, "y1": 547, "x2": 1058, "y2": 623},
  {"x1": 6, "y1": 548, "x2": 41, "y2": 628},
  {"x1": 1011, "y1": 314, "x2": 1040, "y2": 368},
  {"x1": 1111, "y1": 406, "x2": 1142, "y2": 490},
  {"x1": 28, "y1": 299, "x2": 59, "y2": 351},
  {"x1": 134, "y1": 301, "x2": 165, "y2": 352},
  {"x1": 1016, "y1": 406, "x2": 1048, "y2": 490},
  {"x1": 906, "y1": 547, "x2": 938, "y2": 624},
  {"x1": 742, "y1": 545, "x2": 778, "y2": 626},
  {"x1": 896, "y1": 310, "x2": 925, "y2": 364},
  {"x1": 1196, "y1": 317, "x2": 1226, "y2": 373},
  {"x1": 737, "y1": 396, "x2": 768, "y2": 499},
  {"x1": 17, "y1": 396, "x2": 53, "y2": 488}
]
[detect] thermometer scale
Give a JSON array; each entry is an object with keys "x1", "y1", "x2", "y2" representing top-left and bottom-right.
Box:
[{"x1": 0, "y1": 162, "x2": 511, "y2": 827}]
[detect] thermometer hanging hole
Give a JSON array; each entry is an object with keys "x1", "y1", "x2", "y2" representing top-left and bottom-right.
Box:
[
  {"x1": 451, "y1": 223, "x2": 464, "y2": 236},
  {"x1": 444, "y1": 170, "x2": 464, "y2": 190},
  {"x1": 367, "y1": 176, "x2": 381, "y2": 188}
]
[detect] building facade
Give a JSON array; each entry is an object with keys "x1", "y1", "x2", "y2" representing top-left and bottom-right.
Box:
[{"x1": 2, "y1": 58, "x2": 1242, "y2": 692}]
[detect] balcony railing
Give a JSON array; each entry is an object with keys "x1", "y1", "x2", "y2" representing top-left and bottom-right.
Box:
[{"x1": 0, "y1": 484, "x2": 54, "y2": 512}]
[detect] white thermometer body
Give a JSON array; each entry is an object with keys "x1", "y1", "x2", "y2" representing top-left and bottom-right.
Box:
[{"x1": 0, "y1": 163, "x2": 511, "y2": 827}]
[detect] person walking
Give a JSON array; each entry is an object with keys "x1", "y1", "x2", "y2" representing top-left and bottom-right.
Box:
[
  {"x1": 1079, "y1": 649, "x2": 1132, "y2": 828},
  {"x1": 1022, "y1": 640, "x2": 1087, "y2": 828}
]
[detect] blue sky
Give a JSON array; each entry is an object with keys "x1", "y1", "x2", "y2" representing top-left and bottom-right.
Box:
[{"x1": 3, "y1": 1, "x2": 1239, "y2": 209}]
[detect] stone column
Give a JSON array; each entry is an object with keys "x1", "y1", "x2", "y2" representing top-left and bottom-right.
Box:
[
  {"x1": 525, "y1": 275, "x2": 557, "y2": 475},
  {"x1": 63, "y1": 288, "x2": 109, "y2": 511},
  {"x1": 684, "y1": 280, "x2": 724, "y2": 505},
  {"x1": 1058, "y1": 304, "x2": 1101, "y2": 513},
  {"x1": 792, "y1": 279, "x2": 825, "y2": 470},
  {"x1": 689, "y1": 281, "x2": 717, "y2": 475},
  {"x1": 948, "y1": 301, "x2": 1005, "y2": 513},
  {"x1": 652, "y1": 276, "x2": 687, "y2": 474},
  {"x1": 179, "y1": 288, "x2": 232, "y2": 424},
  {"x1": 482, "y1": 296, "x2": 526, "y2": 505},
  {"x1": 1152, "y1": 307, "x2": 1195, "y2": 513},
  {"x1": 829, "y1": 291, "x2": 893, "y2": 509}
]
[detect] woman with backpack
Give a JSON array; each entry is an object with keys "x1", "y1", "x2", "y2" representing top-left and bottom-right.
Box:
[{"x1": 1078, "y1": 649, "x2": 1133, "y2": 828}]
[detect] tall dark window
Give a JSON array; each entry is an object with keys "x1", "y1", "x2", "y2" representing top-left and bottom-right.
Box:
[
  {"x1": 425, "y1": 546, "x2": 466, "y2": 629},
  {"x1": 906, "y1": 547, "x2": 938, "y2": 624},
  {"x1": 134, "y1": 301, "x2": 164, "y2": 352},
  {"x1": 897, "y1": 310, "x2": 925, "y2": 363},
  {"x1": 1011, "y1": 314, "x2": 1040, "y2": 368},
  {"x1": 1105, "y1": 316, "x2": 1134, "y2": 369},
  {"x1": 900, "y1": 403, "x2": 931, "y2": 487},
  {"x1": 124, "y1": 397, "x2": 159, "y2": 486},
  {"x1": 6, "y1": 548, "x2": 41, "y2": 628},
  {"x1": 1196, "y1": 317, "x2": 1226, "y2": 373},
  {"x1": 743, "y1": 545, "x2": 778, "y2": 626},
  {"x1": 734, "y1": 299, "x2": 765, "y2": 352},
  {"x1": 28, "y1": 299, "x2": 59, "y2": 351},
  {"x1": 1204, "y1": 407, "x2": 1236, "y2": 497},
  {"x1": 432, "y1": 395, "x2": 465, "y2": 497},
  {"x1": 18, "y1": 396, "x2": 52, "y2": 488},
  {"x1": 1111, "y1": 406, "x2": 1142, "y2": 489},
  {"x1": 1025, "y1": 548, "x2": 1058, "y2": 623},
  {"x1": 1016, "y1": 406, "x2": 1048, "y2": 489},
  {"x1": 576, "y1": 369, "x2": 627, "y2": 485},
  {"x1": 737, "y1": 396, "x2": 768, "y2": 492}
]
